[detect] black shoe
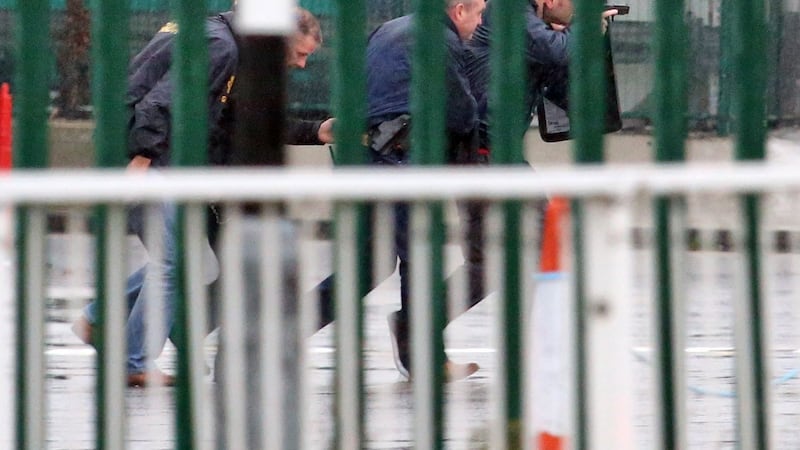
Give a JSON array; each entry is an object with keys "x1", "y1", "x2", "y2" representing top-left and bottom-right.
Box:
[{"x1": 387, "y1": 311, "x2": 411, "y2": 379}]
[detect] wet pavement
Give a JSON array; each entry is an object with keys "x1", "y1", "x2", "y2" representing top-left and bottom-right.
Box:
[{"x1": 3, "y1": 234, "x2": 800, "y2": 448}]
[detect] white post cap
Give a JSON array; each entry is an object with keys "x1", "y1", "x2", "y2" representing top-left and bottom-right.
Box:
[{"x1": 234, "y1": 0, "x2": 297, "y2": 36}]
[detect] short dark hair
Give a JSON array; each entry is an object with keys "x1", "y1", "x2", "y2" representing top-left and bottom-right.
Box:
[{"x1": 296, "y1": 7, "x2": 322, "y2": 44}]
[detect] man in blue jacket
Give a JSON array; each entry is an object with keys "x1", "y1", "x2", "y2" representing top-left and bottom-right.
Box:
[
  {"x1": 72, "y1": 8, "x2": 334, "y2": 387},
  {"x1": 313, "y1": 0, "x2": 486, "y2": 381},
  {"x1": 465, "y1": 0, "x2": 618, "y2": 149}
]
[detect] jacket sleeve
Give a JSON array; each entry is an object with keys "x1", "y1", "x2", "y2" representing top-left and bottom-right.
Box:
[
  {"x1": 128, "y1": 73, "x2": 173, "y2": 162},
  {"x1": 524, "y1": 6, "x2": 570, "y2": 68},
  {"x1": 286, "y1": 118, "x2": 323, "y2": 145},
  {"x1": 128, "y1": 29, "x2": 238, "y2": 164},
  {"x1": 444, "y1": 36, "x2": 478, "y2": 136}
]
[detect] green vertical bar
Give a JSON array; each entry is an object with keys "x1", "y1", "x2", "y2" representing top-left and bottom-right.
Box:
[
  {"x1": 733, "y1": 0, "x2": 768, "y2": 445},
  {"x1": 717, "y1": 0, "x2": 734, "y2": 136},
  {"x1": 170, "y1": 0, "x2": 208, "y2": 168},
  {"x1": 411, "y1": 0, "x2": 446, "y2": 446},
  {"x1": 170, "y1": 1, "x2": 208, "y2": 449},
  {"x1": 570, "y1": 0, "x2": 604, "y2": 164},
  {"x1": 14, "y1": 1, "x2": 49, "y2": 170},
  {"x1": 411, "y1": 0, "x2": 446, "y2": 166},
  {"x1": 91, "y1": 0, "x2": 129, "y2": 448},
  {"x1": 332, "y1": 0, "x2": 368, "y2": 445},
  {"x1": 489, "y1": 0, "x2": 526, "y2": 444},
  {"x1": 570, "y1": 0, "x2": 605, "y2": 448},
  {"x1": 766, "y1": 0, "x2": 782, "y2": 121},
  {"x1": 333, "y1": 0, "x2": 366, "y2": 167},
  {"x1": 653, "y1": 0, "x2": 688, "y2": 446},
  {"x1": 14, "y1": 0, "x2": 50, "y2": 448}
]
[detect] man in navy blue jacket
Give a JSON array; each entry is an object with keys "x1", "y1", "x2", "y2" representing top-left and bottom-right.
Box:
[
  {"x1": 465, "y1": 0, "x2": 617, "y2": 149},
  {"x1": 313, "y1": 0, "x2": 486, "y2": 381}
]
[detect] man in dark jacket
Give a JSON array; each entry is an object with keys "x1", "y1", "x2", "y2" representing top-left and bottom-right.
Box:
[
  {"x1": 465, "y1": 0, "x2": 617, "y2": 148},
  {"x1": 312, "y1": 0, "x2": 486, "y2": 381},
  {"x1": 72, "y1": 8, "x2": 334, "y2": 387}
]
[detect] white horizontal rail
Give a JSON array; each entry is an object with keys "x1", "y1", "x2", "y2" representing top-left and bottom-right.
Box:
[{"x1": 0, "y1": 162, "x2": 799, "y2": 204}]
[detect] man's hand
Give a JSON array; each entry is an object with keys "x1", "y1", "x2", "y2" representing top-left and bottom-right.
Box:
[
  {"x1": 126, "y1": 155, "x2": 152, "y2": 173},
  {"x1": 318, "y1": 118, "x2": 336, "y2": 144},
  {"x1": 602, "y1": 9, "x2": 618, "y2": 34}
]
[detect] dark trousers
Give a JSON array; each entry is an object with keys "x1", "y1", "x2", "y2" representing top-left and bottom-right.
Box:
[{"x1": 313, "y1": 149, "x2": 488, "y2": 363}]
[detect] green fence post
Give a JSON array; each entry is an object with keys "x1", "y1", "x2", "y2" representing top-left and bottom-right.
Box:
[
  {"x1": 766, "y1": 0, "x2": 783, "y2": 122},
  {"x1": 91, "y1": 0, "x2": 129, "y2": 447},
  {"x1": 411, "y1": 0, "x2": 446, "y2": 447},
  {"x1": 653, "y1": 0, "x2": 689, "y2": 447},
  {"x1": 170, "y1": 1, "x2": 209, "y2": 449},
  {"x1": 14, "y1": 0, "x2": 50, "y2": 448},
  {"x1": 717, "y1": 0, "x2": 735, "y2": 136},
  {"x1": 570, "y1": 0, "x2": 606, "y2": 447},
  {"x1": 732, "y1": 0, "x2": 769, "y2": 446},
  {"x1": 489, "y1": 0, "x2": 526, "y2": 445},
  {"x1": 332, "y1": 0, "x2": 368, "y2": 446}
]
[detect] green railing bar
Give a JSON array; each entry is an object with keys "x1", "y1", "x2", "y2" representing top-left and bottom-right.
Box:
[
  {"x1": 489, "y1": 0, "x2": 527, "y2": 165},
  {"x1": 14, "y1": 0, "x2": 50, "y2": 448},
  {"x1": 653, "y1": 0, "x2": 688, "y2": 447},
  {"x1": 411, "y1": 0, "x2": 446, "y2": 446},
  {"x1": 170, "y1": 1, "x2": 209, "y2": 449},
  {"x1": 411, "y1": 1, "x2": 446, "y2": 167},
  {"x1": 570, "y1": 0, "x2": 606, "y2": 448},
  {"x1": 90, "y1": 0, "x2": 129, "y2": 448},
  {"x1": 570, "y1": 0, "x2": 605, "y2": 165},
  {"x1": 732, "y1": 0, "x2": 769, "y2": 445},
  {"x1": 569, "y1": 200, "x2": 588, "y2": 450},
  {"x1": 332, "y1": 0, "x2": 367, "y2": 167},
  {"x1": 716, "y1": 0, "x2": 734, "y2": 136},
  {"x1": 489, "y1": 0, "x2": 526, "y2": 444},
  {"x1": 766, "y1": 0, "x2": 782, "y2": 121},
  {"x1": 92, "y1": 0, "x2": 128, "y2": 169},
  {"x1": 332, "y1": 0, "x2": 368, "y2": 445}
]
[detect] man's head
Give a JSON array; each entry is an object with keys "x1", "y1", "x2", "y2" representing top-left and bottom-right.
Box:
[
  {"x1": 535, "y1": 0, "x2": 574, "y2": 26},
  {"x1": 287, "y1": 8, "x2": 322, "y2": 69},
  {"x1": 446, "y1": 0, "x2": 487, "y2": 40}
]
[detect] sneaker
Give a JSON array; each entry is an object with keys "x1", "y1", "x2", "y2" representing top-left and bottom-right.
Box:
[{"x1": 387, "y1": 311, "x2": 411, "y2": 379}]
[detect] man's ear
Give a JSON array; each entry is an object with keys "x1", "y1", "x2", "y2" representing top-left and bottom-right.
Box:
[{"x1": 453, "y1": 2, "x2": 466, "y2": 19}]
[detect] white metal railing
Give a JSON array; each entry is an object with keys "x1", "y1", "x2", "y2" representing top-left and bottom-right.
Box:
[
  {"x1": 3, "y1": 163, "x2": 800, "y2": 449},
  {"x1": 0, "y1": 162, "x2": 800, "y2": 203}
]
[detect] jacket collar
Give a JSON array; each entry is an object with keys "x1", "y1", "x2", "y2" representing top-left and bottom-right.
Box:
[{"x1": 443, "y1": 13, "x2": 460, "y2": 38}]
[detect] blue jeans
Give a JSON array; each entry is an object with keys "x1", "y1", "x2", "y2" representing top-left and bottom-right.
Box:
[{"x1": 83, "y1": 203, "x2": 178, "y2": 374}]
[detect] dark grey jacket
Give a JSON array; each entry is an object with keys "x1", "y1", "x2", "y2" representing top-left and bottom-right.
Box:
[
  {"x1": 126, "y1": 11, "x2": 324, "y2": 167},
  {"x1": 464, "y1": 1, "x2": 570, "y2": 146}
]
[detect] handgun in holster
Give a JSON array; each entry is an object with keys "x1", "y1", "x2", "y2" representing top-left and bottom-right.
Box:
[{"x1": 368, "y1": 114, "x2": 411, "y2": 158}]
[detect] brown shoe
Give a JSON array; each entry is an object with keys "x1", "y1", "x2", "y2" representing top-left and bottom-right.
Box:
[
  {"x1": 127, "y1": 369, "x2": 176, "y2": 388},
  {"x1": 445, "y1": 360, "x2": 480, "y2": 382},
  {"x1": 71, "y1": 316, "x2": 94, "y2": 346}
]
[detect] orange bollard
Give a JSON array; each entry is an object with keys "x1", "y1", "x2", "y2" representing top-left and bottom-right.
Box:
[
  {"x1": 529, "y1": 197, "x2": 570, "y2": 450},
  {"x1": 539, "y1": 197, "x2": 569, "y2": 272},
  {"x1": 0, "y1": 82, "x2": 11, "y2": 171}
]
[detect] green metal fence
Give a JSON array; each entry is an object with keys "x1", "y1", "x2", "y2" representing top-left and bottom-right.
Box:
[
  {"x1": 4, "y1": 0, "x2": 784, "y2": 448},
  {"x1": 2, "y1": 0, "x2": 799, "y2": 127}
]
